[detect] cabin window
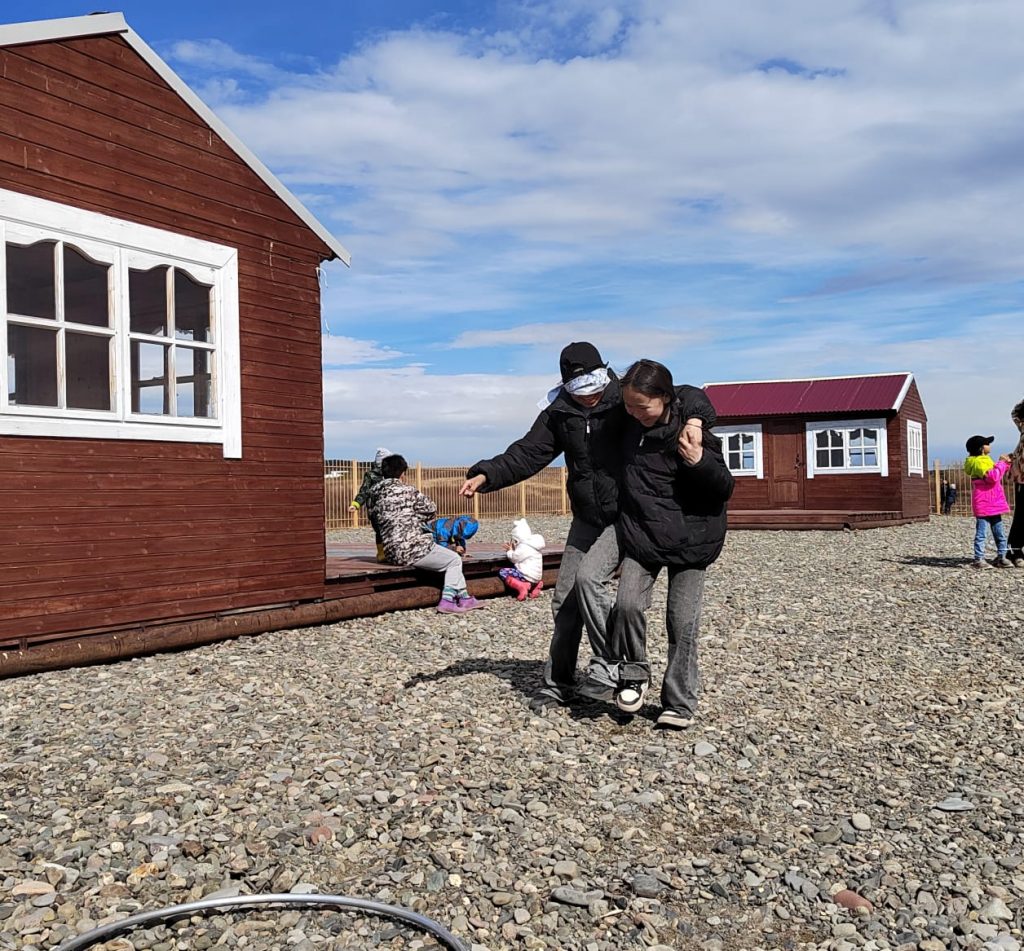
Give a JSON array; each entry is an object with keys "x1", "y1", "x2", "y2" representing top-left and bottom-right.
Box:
[
  {"x1": 0, "y1": 188, "x2": 240, "y2": 457},
  {"x1": 907, "y1": 420, "x2": 923, "y2": 475},
  {"x1": 717, "y1": 425, "x2": 763, "y2": 478},
  {"x1": 804, "y1": 419, "x2": 888, "y2": 478}
]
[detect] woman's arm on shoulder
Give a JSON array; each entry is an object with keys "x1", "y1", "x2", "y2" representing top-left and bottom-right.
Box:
[{"x1": 675, "y1": 384, "x2": 716, "y2": 428}]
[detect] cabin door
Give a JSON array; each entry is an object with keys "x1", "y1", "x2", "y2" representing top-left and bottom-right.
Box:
[{"x1": 766, "y1": 422, "x2": 805, "y2": 508}]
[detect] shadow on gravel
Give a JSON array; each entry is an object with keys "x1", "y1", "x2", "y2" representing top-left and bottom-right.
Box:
[
  {"x1": 405, "y1": 657, "x2": 545, "y2": 697},
  {"x1": 403, "y1": 658, "x2": 637, "y2": 724},
  {"x1": 897, "y1": 555, "x2": 974, "y2": 569}
]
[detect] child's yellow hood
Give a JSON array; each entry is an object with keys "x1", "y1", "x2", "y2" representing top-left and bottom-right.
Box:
[{"x1": 964, "y1": 454, "x2": 995, "y2": 478}]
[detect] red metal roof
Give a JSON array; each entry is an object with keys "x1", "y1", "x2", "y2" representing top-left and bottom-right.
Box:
[{"x1": 704, "y1": 373, "x2": 912, "y2": 419}]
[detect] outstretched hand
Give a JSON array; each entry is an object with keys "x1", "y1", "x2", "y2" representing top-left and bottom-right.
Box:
[
  {"x1": 678, "y1": 418, "x2": 704, "y2": 465},
  {"x1": 460, "y1": 474, "x2": 487, "y2": 497}
]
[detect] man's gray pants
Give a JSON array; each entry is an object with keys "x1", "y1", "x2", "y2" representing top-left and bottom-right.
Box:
[
  {"x1": 544, "y1": 519, "x2": 621, "y2": 690},
  {"x1": 613, "y1": 557, "x2": 706, "y2": 715}
]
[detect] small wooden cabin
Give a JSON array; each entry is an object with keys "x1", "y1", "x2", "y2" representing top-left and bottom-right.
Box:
[
  {"x1": 704, "y1": 373, "x2": 929, "y2": 529},
  {"x1": 0, "y1": 13, "x2": 350, "y2": 671}
]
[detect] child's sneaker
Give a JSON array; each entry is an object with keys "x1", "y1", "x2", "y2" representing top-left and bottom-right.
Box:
[
  {"x1": 528, "y1": 580, "x2": 544, "y2": 599},
  {"x1": 458, "y1": 594, "x2": 485, "y2": 610},
  {"x1": 972, "y1": 559, "x2": 993, "y2": 570},
  {"x1": 615, "y1": 681, "x2": 648, "y2": 713},
  {"x1": 436, "y1": 597, "x2": 468, "y2": 614}
]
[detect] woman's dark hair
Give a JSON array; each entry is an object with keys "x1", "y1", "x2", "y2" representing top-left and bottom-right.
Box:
[
  {"x1": 380, "y1": 454, "x2": 408, "y2": 479},
  {"x1": 620, "y1": 359, "x2": 674, "y2": 401}
]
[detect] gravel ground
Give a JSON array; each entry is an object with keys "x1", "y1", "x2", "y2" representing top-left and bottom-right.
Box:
[{"x1": 2, "y1": 515, "x2": 1023, "y2": 951}]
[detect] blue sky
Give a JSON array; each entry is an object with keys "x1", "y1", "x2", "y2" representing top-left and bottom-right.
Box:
[{"x1": 6, "y1": 1, "x2": 1024, "y2": 463}]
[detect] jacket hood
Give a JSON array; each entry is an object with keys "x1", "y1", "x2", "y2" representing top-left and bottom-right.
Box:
[
  {"x1": 512, "y1": 518, "x2": 545, "y2": 549},
  {"x1": 964, "y1": 455, "x2": 995, "y2": 478}
]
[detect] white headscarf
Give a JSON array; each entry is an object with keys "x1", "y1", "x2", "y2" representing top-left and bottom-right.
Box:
[{"x1": 537, "y1": 367, "x2": 611, "y2": 409}]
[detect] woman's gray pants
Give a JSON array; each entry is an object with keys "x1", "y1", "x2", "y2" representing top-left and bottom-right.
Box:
[{"x1": 612, "y1": 557, "x2": 706, "y2": 714}]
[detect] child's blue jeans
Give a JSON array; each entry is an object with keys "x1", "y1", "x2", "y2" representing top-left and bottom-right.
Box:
[{"x1": 974, "y1": 516, "x2": 1007, "y2": 560}]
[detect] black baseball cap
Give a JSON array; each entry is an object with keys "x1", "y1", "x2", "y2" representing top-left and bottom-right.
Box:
[
  {"x1": 965, "y1": 434, "x2": 995, "y2": 455},
  {"x1": 559, "y1": 342, "x2": 605, "y2": 383}
]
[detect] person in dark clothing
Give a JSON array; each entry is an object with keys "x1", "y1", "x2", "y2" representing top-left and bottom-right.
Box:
[
  {"x1": 1007, "y1": 398, "x2": 1024, "y2": 564},
  {"x1": 943, "y1": 481, "x2": 958, "y2": 515},
  {"x1": 461, "y1": 342, "x2": 716, "y2": 708},
  {"x1": 607, "y1": 359, "x2": 734, "y2": 730}
]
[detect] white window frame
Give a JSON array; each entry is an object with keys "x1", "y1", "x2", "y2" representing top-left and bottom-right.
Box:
[
  {"x1": 1, "y1": 187, "x2": 241, "y2": 457},
  {"x1": 906, "y1": 420, "x2": 923, "y2": 476},
  {"x1": 805, "y1": 418, "x2": 888, "y2": 479},
  {"x1": 716, "y1": 424, "x2": 763, "y2": 478}
]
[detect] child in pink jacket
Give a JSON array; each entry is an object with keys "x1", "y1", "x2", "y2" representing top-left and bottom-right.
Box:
[{"x1": 964, "y1": 434, "x2": 1013, "y2": 569}]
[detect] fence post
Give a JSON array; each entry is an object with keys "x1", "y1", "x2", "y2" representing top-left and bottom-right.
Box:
[
  {"x1": 350, "y1": 459, "x2": 360, "y2": 527},
  {"x1": 472, "y1": 491, "x2": 479, "y2": 521},
  {"x1": 416, "y1": 461, "x2": 423, "y2": 492},
  {"x1": 933, "y1": 458, "x2": 941, "y2": 514},
  {"x1": 560, "y1": 466, "x2": 568, "y2": 515}
]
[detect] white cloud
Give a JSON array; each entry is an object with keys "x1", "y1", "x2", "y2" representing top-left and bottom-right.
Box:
[
  {"x1": 449, "y1": 320, "x2": 706, "y2": 359},
  {"x1": 323, "y1": 366, "x2": 553, "y2": 463},
  {"x1": 194, "y1": 0, "x2": 1024, "y2": 278},
  {"x1": 321, "y1": 335, "x2": 404, "y2": 366}
]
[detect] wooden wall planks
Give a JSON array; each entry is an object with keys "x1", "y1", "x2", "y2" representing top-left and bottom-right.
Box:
[{"x1": 0, "y1": 35, "x2": 334, "y2": 646}]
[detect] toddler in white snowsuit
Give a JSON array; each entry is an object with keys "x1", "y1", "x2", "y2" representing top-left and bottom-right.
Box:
[{"x1": 499, "y1": 518, "x2": 546, "y2": 600}]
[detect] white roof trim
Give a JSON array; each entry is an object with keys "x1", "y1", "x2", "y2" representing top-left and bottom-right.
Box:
[
  {"x1": 0, "y1": 12, "x2": 350, "y2": 266},
  {"x1": 891, "y1": 373, "x2": 914, "y2": 413}
]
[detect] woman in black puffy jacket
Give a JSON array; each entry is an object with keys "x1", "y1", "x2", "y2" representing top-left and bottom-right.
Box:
[{"x1": 610, "y1": 359, "x2": 734, "y2": 729}]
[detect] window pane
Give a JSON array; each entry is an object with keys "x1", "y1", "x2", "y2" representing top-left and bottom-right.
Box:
[
  {"x1": 175, "y1": 270, "x2": 212, "y2": 342},
  {"x1": 64, "y1": 245, "x2": 110, "y2": 328},
  {"x1": 175, "y1": 347, "x2": 214, "y2": 418},
  {"x1": 129, "y1": 266, "x2": 168, "y2": 336},
  {"x1": 742, "y1": 452, "x2": 755, "y2": 469},
  {"x1": 816, "y1": 449, "x2": 830, "y2": 467},
  {"x1": 830, "y1": 448, "x2": 843, "y2": 467},
  {"x1": 7, "y1": 241, "x2": 56, "y2": 320},
  {"x1": 864, "y1": 450, "x2": 877, "y2": 466},
  {"x1": 850, "y1": 450, "x2": 863, "y2": 466},
  {"x1": 66, "y1": 332, "x2": 111, "y2": 411},
  {"x1": 741, "y1": 434, "x2": 754, "y2": 451},
  {"x1": 7, "y1": 324, "x2": 58, "y2": 406},
  {"x1": 131, "y1": 341, "x2": 169, "y2": 415},
  {"x1": 815, "y1": 431, "x2": 828, "y2": 448},
  {"x1": 728, "y1": 434, "x2": 740, "y2": 451},
  {"x1": 862, "y1": 429, "x2": 877, "y2": 447}
]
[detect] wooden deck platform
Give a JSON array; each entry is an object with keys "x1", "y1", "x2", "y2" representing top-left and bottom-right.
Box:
[
  {"x1": 325, "y1": 542, "x2": 563, "y2": 601},
  {"x1": 728, "y1": 509, "x2": 923, "y2": 530}
]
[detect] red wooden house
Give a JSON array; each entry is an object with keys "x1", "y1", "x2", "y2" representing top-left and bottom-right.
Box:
[
  {"x1": 704, "y1": 373, "x2": 929, "y2": 529},
  {"x1": 0, "y1": 13, "x2": 355, "y2": 672}
]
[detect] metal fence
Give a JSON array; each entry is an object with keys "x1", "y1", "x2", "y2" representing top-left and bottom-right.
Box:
[
  {"x1": 929, "y1": 459, "x2": 1017, "y2": 516},
  {"x1": 326, "y1": 460, "x2": 568, "y2": 530}
]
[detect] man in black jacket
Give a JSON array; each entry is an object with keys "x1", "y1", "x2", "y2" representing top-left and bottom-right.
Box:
[{"x1": 461, "y1": 342, "x2": 716, "y2": 708}]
